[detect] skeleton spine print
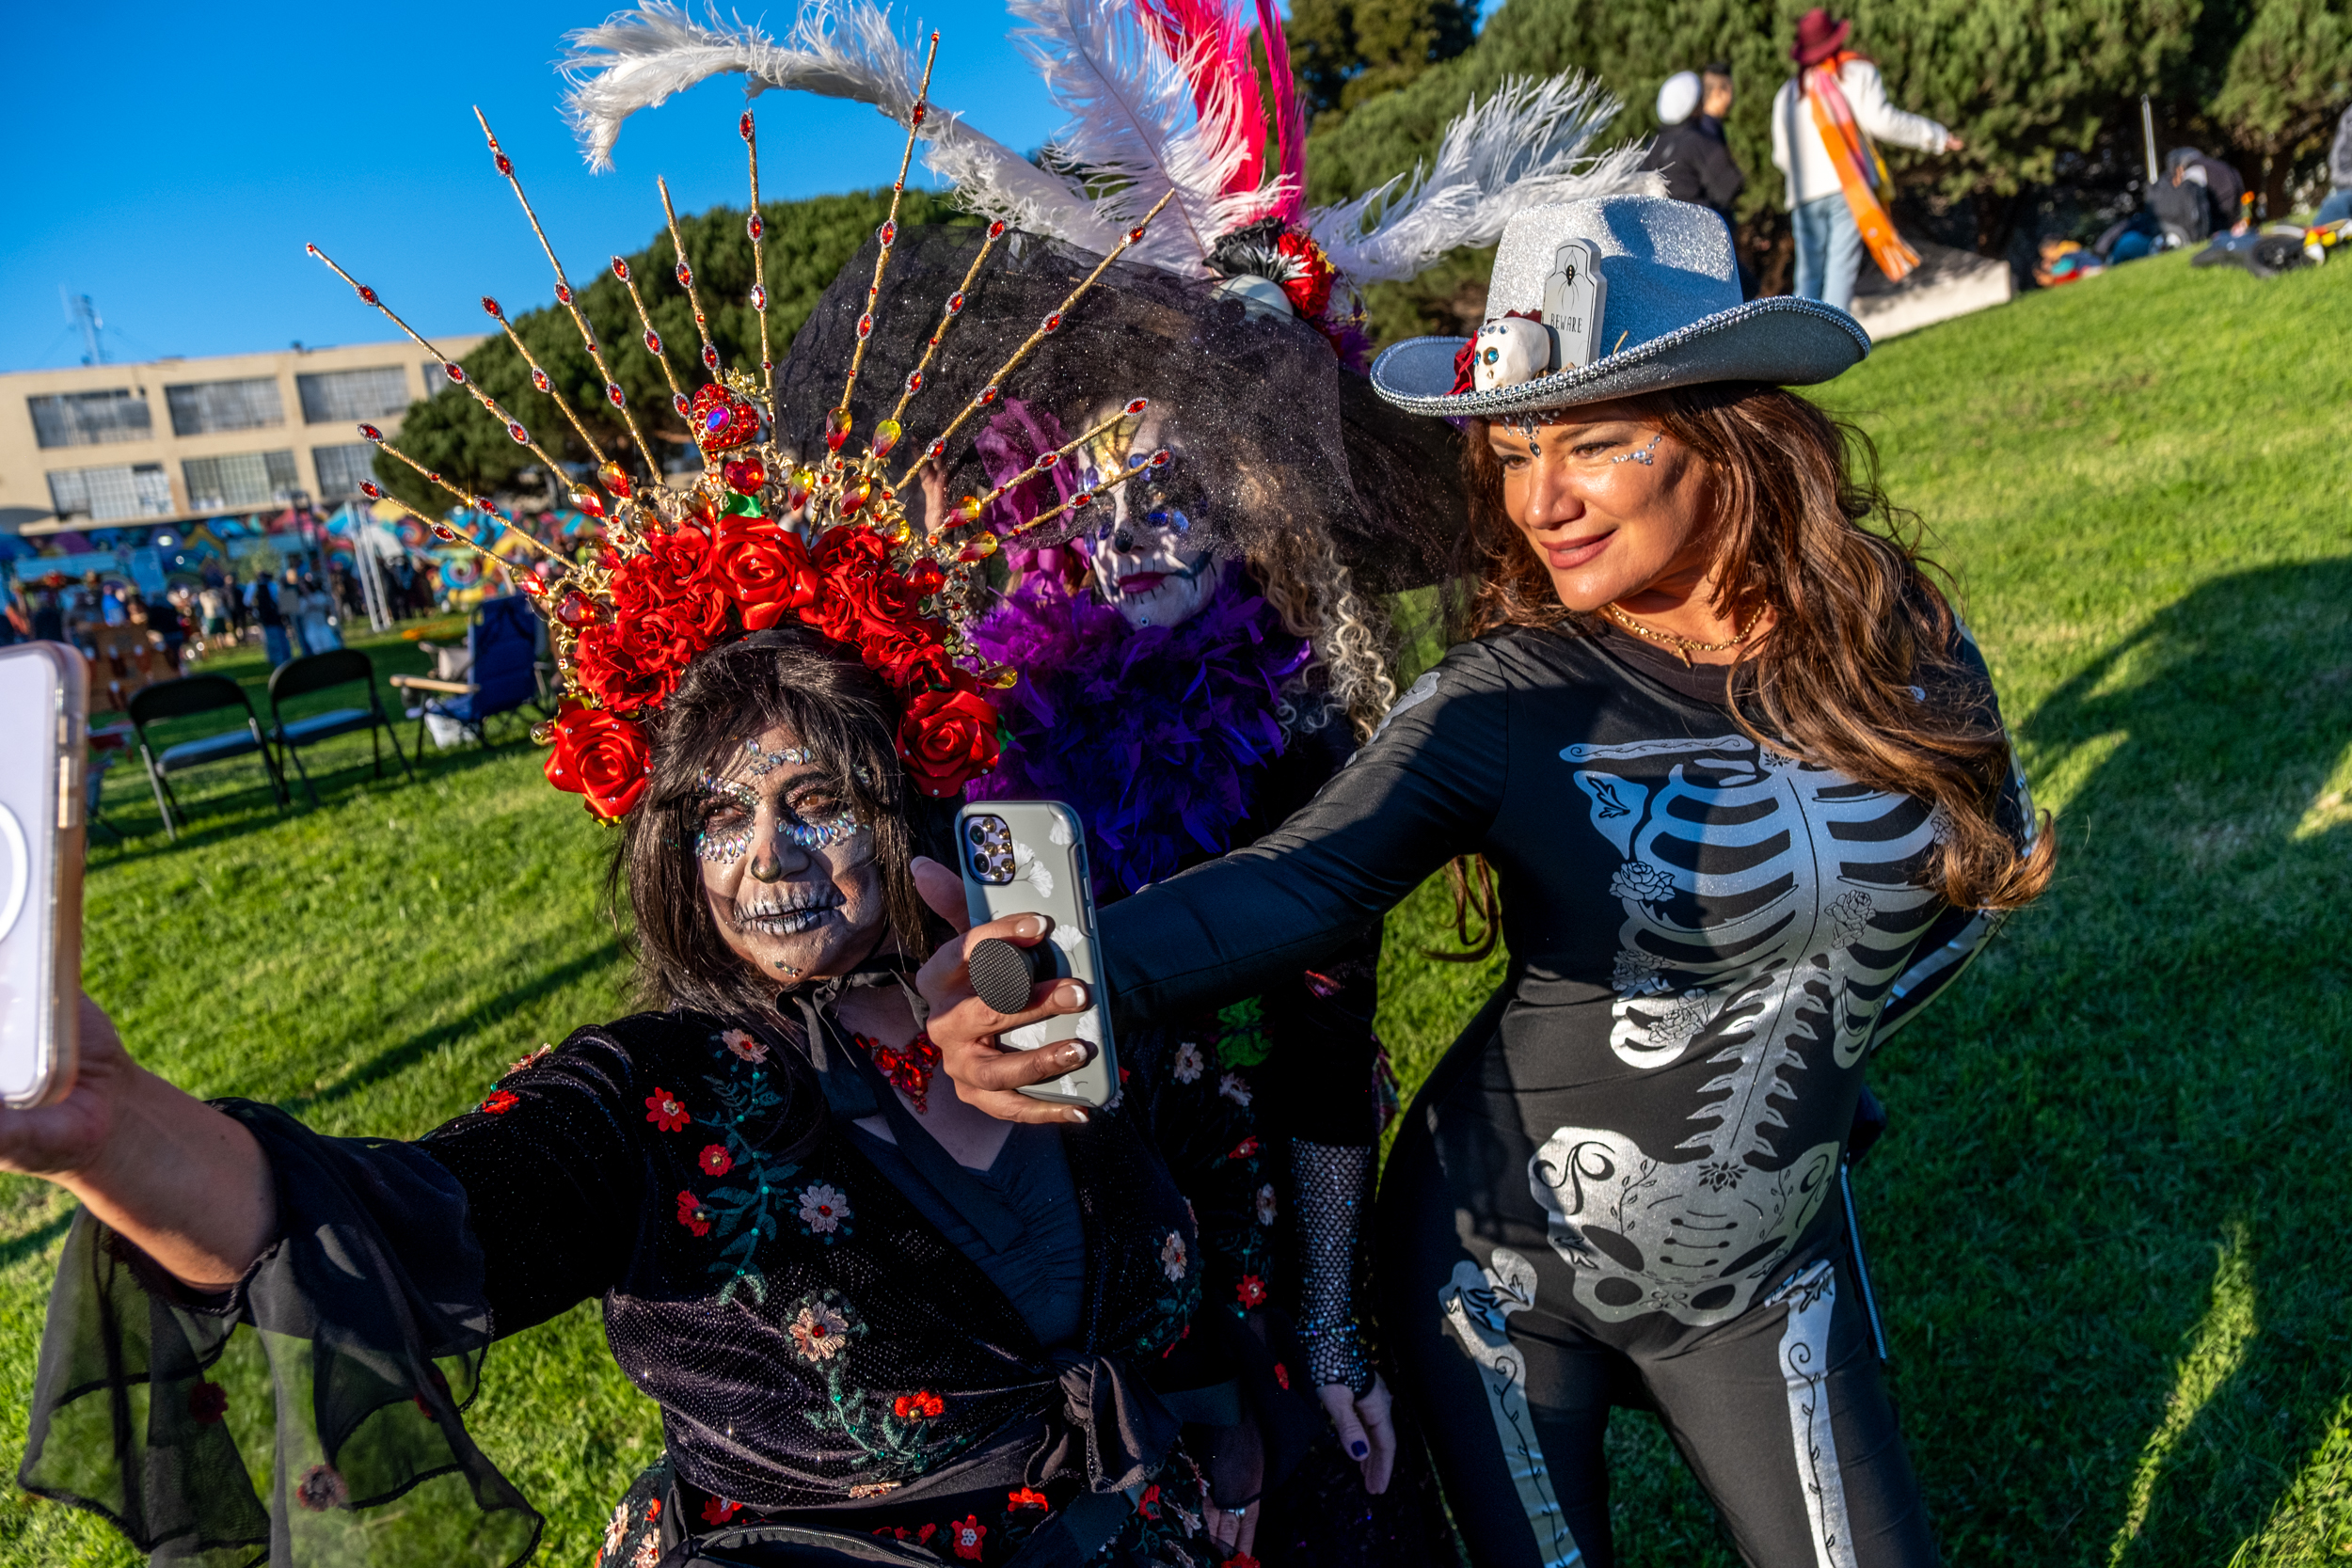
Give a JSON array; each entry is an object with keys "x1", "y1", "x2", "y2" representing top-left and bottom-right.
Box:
[{"x1": 1531, "y1": 735, "x2": 1946, "y2": 1326}]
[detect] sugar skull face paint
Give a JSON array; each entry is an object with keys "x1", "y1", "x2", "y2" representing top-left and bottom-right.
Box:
[{"x1": 695, "y1": 725, "x2": 888, "y2": 982}]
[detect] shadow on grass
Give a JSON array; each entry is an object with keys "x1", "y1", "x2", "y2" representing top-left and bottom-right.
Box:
[{"x1": 1881, "y1": 558, "x2": 2352, "y2": 1566}]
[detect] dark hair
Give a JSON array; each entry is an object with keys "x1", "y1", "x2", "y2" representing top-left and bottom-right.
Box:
[
  {"x1": 1453, "y1": 382, "x2": 2054, "y2": 914},
  {"x1": 1702, "y1": 61, "x2": 1733, "y2": 78},
  {"x1": 605, "y1": 628, "x2": 958, "y2": 1022}
]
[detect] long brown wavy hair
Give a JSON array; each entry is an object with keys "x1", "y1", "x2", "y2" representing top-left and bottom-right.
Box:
[{"x1": 1440, "y1": 382, "x2": 2051, "y2": 951}]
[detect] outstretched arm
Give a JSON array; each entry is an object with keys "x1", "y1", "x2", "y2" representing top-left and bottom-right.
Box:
[{"x1": 1, "y1": 994, "x2": 276, "y2": 1289}]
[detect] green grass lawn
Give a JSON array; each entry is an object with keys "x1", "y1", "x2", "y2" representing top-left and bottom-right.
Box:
[{"x1": 6, "y1": 246, "x2": 2350, "y2": 1566}]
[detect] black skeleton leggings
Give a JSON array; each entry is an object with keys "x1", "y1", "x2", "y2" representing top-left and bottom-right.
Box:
[{"x1": 1374, "y1": 1030, "x2": 1940, "y2": 1568}]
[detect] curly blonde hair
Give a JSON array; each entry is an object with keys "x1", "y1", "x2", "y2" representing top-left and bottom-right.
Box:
[{"x1": 1248, "y1": 525, "x2": 1397, "y2": 740}]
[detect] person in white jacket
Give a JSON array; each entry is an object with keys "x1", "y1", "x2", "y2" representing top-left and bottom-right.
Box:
[{"x1": 1771, "y1": 8, "x2": 1963, "y2": 309}]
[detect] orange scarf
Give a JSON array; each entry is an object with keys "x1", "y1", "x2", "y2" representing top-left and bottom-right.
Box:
[{"x1": 1804, "y1": 52, "x2": 1919, "y2": 283}]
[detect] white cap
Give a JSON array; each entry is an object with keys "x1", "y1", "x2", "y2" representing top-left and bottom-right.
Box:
[{"x1": 1656, "y1": 71, "x2": 1701, "y2": 126}]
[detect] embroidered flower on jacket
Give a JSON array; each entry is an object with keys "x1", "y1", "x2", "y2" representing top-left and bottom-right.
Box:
[
  {"x1": 1138, "y1": 1483, "x2": 1162, "y2": 1519},
  {"x1": 1226, "y1": 1135, "x2": 1261, "y2": 1162},
  {"x1": 798, "y1": 1182, "x2": 850, "y2": 1233},
  {"x1": 1160, "y1": 1230, "x2": 1189, "y2": 1281},
  {"x1": 698, "y1": 1144, "x2": 734, "y2": 1176},
  {"x1": 1224, "y1": 1555, "x2": 1263, "y2": 1568},
  {"x1": 789, "y1": 1300, "x2": 851, "y2": 1361},
  {"x1": 1172, "y1": 1040, "x2": 1205, "y2": 1084},
  {"x1": 849, "y1": 1481, "x2": 901, "y2": 1498},
  {"x1": 1273, "y1": 1361, "x2": 1291, "y2": 1390},
  {"x1": 892, "y1": 1389, "x2": 946, "y2": 1419},
  {"x1": 1216, "y1": 1071, "x2": 1252, "y2": 1107},
  {"x1": 480, "y1": 1089, "x2": 519, "y2": 1115},
  {"x1": 644, "y1": 1086, "x2": 691, "y2": 1132},
  {"x1": 675, "y1": 1190, "x2": 713, "y2": 1236},
  {"x1": 701, "y1": 1496, "x2": 741, "y2": 1527},
  {"x1": 605, "y1": 1502, "x2": 630, "y2": 1556},
  {"x1": 949, "y1": 1513, "x2": 988, "y2": 1561},
  {"x1": 1235, "y1": 1274, "x2": 1268, "y2": 1308},
  {"x1": 187, "y1": 1380, "x2": 228, "y2": 1423},
  {"x1": 1254, "y1": 1184, "x2": 1278, "y2": 1226},
  {"x1": 295, "y1": 1463, "x2": 348, "y2": 1512},
  {"x1": 629, "y1": 1535, "x2": 661, "y2": 1568},
  {"x1": 718, "y1": 1027, "x2": 769, "y2": 1063},
  {"x1": 508, "y1": 1043, "x2": 553, "y2": 1075},
  {"x1": 1008, "y1": 1487, "x2": 1049, "y2": 1512}
]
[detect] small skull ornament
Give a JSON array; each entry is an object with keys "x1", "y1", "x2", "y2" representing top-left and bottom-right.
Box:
[{"x1": 1471, "y1": 317, "x2": 1554, "y2": 392}]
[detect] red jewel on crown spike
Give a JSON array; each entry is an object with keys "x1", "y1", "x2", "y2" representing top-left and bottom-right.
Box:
[
  {"x1": 1038, "y1": 452, "x2": 1061, "y2": 470},
  {"x1": 358, "y1": 481, "x2": 382, "y2": 499},
  {"x1": 976, "y1": 385, "x2": 999, "y2": 406},
  {"x1": 555, "y1": 283, "x2": 573, "y2": 305},
  {"x1": 644, "y1": 331, "x2": 662, "y2": 355},
  {"x1": 676, "y1": 262, "x2": 692, "y2": 287},
  {"x1": 926, "y1": 438, "x2": 946, "y2": 460},
  {"x1": 689, "y1": 383, "x2": 760, "y2": 451},
  {"x1": 739, "y1": 111, "x2": 755, "y2": 140},
  {"x1": 1041, "y1": 312, "x2": 1063, "y2": 333},
  {"x1": 988, "y1": 220, "x2": 1007, "y2": 239},
  {"x1": 496, "y1": 152, "x2": 513, "y2": 176},
  {"x1": 426, "y1": 472, "x2": 443, "y2": 485},
  {"x1": 747, "y1": 214, "x2": 764, "y2": 242},
  {"x1": 1148, "y1": 449, "x2": 1172, "y2": 467},
  {"x1": 531, "y1": 367, "x2": 549, "y2": 393},
  {"x1": 702, "y1": 344, "x2": 720, "y2": 372},
  {"x1": 507, "y1": 420, "x2": 529, "y2": 444},
  {"x1": 358, "y1": 423, "x2": 382, "y2": 443},
  {"x1": 912, "y1": 103, "x2": 927, "y2": 127},
  {"x1": 569, "y1": 488, "x2": 604, "y2": 518},
  {"x1": 904, "y1": 370, "x2": 924, "y2": 393},
  {"x1": 856, "y1": 313, "x2": 874, "y2": 341},
  {"x1": 445, "y1": 364, "x2": 466, "y2": 384},
  {"x1": 907, "y1": 559, "x2": 945, "y2": 594},
  {"x1": 946, "y1": 292, "x2": 966, "y2": 316},
  {"x1": 612, "y1": 258, "x2": 631, "y2": 281},
  {"x1": 482, "y1": 296, "x2": 503, "y2": 318},
  {"x1": 606, "y1": 383, "x2": 626, "y2": 407},
  {"x1": 1123, "y1": 398, "x2": 1148, "y2": 416},
  {"x1": 475, "y1": 497, "x2": 501, "y2": 515},
  {"x1": 305, "y1": 243, "x2": 320, "y2": 257},
  {"x1": 1069, "y1": 491, "x2": 1095, "y2": 509},
  {"x1": 520, "y1": 575, "x2": 547, "y2": 597},
  {"x1": 432, "y1": 523, "x2": 458, "y2": 542},
  {"x1": 673, "y1": 392, "x2": 691, "y2": 420},
  {"x1": 879, "y1": 221, "x2": 897, "y2": 245},
  {"x1": 824, "y1": 406, "x2": 853, "y2": 451},
  {"x1": 750, "y1": 284, "x2": 768, "y2": 310}
]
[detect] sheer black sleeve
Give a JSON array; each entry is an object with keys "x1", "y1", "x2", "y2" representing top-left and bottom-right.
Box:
[{"x1": 1100, "y1": 641, "x2": 1515, "y2": 1026}]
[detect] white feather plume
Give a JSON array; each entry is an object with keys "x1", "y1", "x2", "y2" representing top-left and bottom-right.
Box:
[
  {"x1": 1005, "y1": 0, "x2": 1277, "y2": 273},
  {"x1": 1310, "y1": 74, "x2": 1661, "y2": 285},
  {"x1": 560, "y1": 2, "x2": 1107, "y2": 247}
]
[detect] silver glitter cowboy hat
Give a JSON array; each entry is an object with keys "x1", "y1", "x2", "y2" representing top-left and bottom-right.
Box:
[{"x1": 1368, "y1": 196, "x2": 1871, "y2": 419}]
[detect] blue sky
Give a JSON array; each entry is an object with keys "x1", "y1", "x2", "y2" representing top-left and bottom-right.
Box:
[{"x1": 1, "y1": 1, "x2": 1067, "y2": 372}]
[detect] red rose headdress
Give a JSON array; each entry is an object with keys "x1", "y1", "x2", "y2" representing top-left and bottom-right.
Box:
[{"x1": 306, "y1": 36, "x2": 1181, "y2": 819}]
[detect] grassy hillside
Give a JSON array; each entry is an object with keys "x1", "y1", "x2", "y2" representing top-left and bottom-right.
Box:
[{"x1": 5, "y1": 246, "x2": 2348, "y2": 1566}]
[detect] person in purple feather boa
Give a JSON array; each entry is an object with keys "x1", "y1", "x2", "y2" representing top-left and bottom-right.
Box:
[{"x1": 962, "y1": 398, "x2": 1458, "y2": 1568}]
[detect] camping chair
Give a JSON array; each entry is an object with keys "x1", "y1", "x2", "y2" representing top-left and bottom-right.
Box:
[
  {"x1": 127, "y1": 674, "x2": 288, "y2": 842},
  {"x1": 388, "y1": 594, "x2": 541, "y2": 762},
  {"x1": 267, "y1": 648, "x2": 416, "y2": 806}
]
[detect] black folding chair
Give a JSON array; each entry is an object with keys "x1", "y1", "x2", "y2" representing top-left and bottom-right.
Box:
[
  {"x1": 267, "y1": 648, "x2": 415, "y2": 806},
  {"x1": 127, "y1": 674, "x2": 288, "y2": 841}
]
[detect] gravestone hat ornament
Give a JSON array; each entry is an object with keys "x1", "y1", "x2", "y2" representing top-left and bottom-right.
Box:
[{"x1": 1370, "y1": 196, "x2": 1872, "y2": 420}]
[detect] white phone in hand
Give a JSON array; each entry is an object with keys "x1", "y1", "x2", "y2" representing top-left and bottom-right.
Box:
[
  {"x1": 955, "y1": 801, "x2": 1119, "y2": 1109},
  {"x1": 1, "y1": 642, "x2": 87, "y2": 1109}
]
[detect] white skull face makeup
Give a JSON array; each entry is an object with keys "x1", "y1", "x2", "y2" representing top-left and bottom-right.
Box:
[
  {"x1": 697, "y1": 724, "x2": 890, "y2": 982},
  {"x1": 1085, "y1": 408, "x2": 1215, "y2": 630}
]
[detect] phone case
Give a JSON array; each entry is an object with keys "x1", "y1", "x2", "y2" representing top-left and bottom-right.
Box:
[
  {"x1": 0, "y1": 642, "x2": 87, "y2": 1109},
  {"x1": 954, "y1": 801, "x2": 1119, "y2": 1108}
]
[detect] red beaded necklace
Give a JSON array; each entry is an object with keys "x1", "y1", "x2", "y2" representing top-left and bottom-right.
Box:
[{"x1": 854, "y1": 1030, "x2": 942, "y2": 1114}]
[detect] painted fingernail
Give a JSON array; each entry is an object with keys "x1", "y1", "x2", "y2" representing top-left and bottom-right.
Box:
[
  {"x1": 1055, "y1": 1043, "x2": 1089, "y2": 1068},
  {"x1": 1016, "y1": 915, "x2": 1046, "y2": 940},
  {"x1": 1054, "y1": 982, "x2": 1089, "y2": 1007},
  {"x1": 1064, "y1": 1108, "x2": 1089, "y2": 1124},
  {"x1": 1351, "y1": 1440, "x2": 1369, "y2": 1458}
]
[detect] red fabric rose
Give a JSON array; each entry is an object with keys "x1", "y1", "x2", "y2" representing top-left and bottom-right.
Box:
[
  {"x1": 896, "y1": 681, "x2": 1001, "y2": 799},
  {"x1": 675, "y1": 1190, "x2": 711, "y2": 1236},
  {"x1": 541, "y1": 703, "x2": 653, "y2": 819},
  {"x1": 1226, "y1": 1135, "x2": 1261, "y2": 1162},
  {"x1": 872, "y1": 634, "x2": 957, "y2": 694},
  {"x1": 480, "y1": 1089, "x2": 519, "y2": 1115},
  {"x1": 891, "y1": 1389, "x2": 946, "y2": 1419},
  {"x1": 1007, "y1": 1487, "x2": 1048, "y2": 1512},
  {"x1": 713, "y1": 519, "x2": 818, "y2": 630},
  {"x1": 645, "y1": 1087, "x2": 691, "y2": 1132},
  {"x1": 1275, "y1": 231, "x2": 1335, "y2": 319},
  {"x1": 701, "y1": 1497, "x2": 741, "y2": 1527}
]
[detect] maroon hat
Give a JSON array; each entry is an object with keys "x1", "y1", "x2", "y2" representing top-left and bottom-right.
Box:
[{"x1": 1790, "y1": 8, "x2": 1851, "y2": 64}]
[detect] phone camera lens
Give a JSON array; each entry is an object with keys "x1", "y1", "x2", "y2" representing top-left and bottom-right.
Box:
[{"x1": 966, "y1": 822, "x2": 988, "y2": 845}]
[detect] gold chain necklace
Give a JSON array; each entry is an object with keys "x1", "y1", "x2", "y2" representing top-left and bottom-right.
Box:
[{"x1": 1601, "y1": 602, "x2": 1756, "y2": 669}]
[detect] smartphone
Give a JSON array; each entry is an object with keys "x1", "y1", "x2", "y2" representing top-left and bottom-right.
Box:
[
  {"x1": 954, "y1": 801, "x2": 1119, "y2": 1109},
  {"x1": 1, "y1": 643, "x2": 87, "y2": 1109}
]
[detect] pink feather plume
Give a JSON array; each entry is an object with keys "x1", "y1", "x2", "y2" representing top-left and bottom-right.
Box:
[
  {"x1": 1132, "y1": 0, "x2": 1263, "y2": 197},
  {"x1": 1253, "y1": 0, "x2": 1306, "y2": 222}
]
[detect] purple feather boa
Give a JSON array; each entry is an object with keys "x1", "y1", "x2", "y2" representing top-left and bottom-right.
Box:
[{"x1": 965, "y1": 565, "x2": 1311, "y2": 897}]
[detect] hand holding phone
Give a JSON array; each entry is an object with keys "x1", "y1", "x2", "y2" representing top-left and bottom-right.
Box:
[
  {"x1": 954, "y1": 802, "x2": 1118, "y2": 1108},
  {"x1": 0, "y1": 643, "x2": 87, "y2": 1109}
]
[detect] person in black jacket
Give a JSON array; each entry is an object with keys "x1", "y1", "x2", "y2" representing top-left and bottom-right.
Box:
[{"x1": 1642, "y1": 64, "x2": 1752, "y2": 295}]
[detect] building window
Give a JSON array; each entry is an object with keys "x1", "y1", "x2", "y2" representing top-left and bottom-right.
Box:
[
  {"x1": 47, "y1": 463, "x2": 174, "y2": 522},
  {"x1": 166, "y1": 377, "x2": 285, "y2": 436},
  {"x1": 296, "y1": 366, "x2": 412, "y2": 424},
  {"x1": 311, "y1": 443, "x2": 379, "y2": 502},
  {"x1": 183, "y1": 451, "x2": 300, "y2": 512},
  {"x1": 27, "y1": 388, "x2": 152, "y2": 450}
]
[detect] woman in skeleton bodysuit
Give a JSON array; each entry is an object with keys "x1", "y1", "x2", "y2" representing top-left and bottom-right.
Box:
[{"x1": 927, "y1": 197, "x2": 2054, "y2": 1568}]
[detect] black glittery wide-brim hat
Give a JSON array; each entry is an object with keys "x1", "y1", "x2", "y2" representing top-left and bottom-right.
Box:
[{"x1": 1368, "y1": 196, "x2": 1872, "y2": 420}]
